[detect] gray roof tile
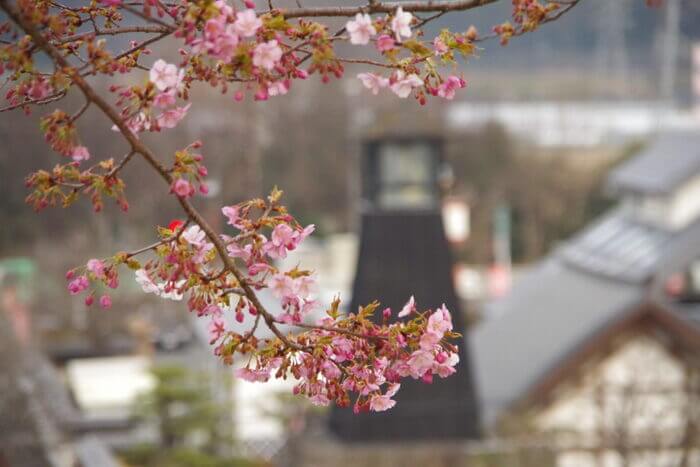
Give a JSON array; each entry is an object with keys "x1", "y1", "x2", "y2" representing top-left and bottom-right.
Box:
[{"x1": 607, "y1": 131, "x2": 700, "y2": 195}]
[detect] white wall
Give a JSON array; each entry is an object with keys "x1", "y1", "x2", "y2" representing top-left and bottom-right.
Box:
[{"x1": 534, "y1": 334, "x2": 699, "y2": 467}]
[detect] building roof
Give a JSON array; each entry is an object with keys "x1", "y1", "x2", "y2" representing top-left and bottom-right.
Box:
[
  {"x1": 473, "y1": 257, "x2": 642, "y2": 428},
  {"x1": 330, "y1": 211, "x2": 480, "y2": 441},
  {"x1": 473, "y1": 139, "x2": 700, "y2": 429},
  {"x1": 606, "y1": 131, "x2": 700, "y2": 196},
  {"x1": 559, "y1": 206, "x2": 671, "y2": 283}
]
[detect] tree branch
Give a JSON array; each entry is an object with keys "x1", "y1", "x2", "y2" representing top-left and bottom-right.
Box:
[
  {"x1": 0, "y1": 0, "x2": 299, "y2": 351},
  {"x1": 272, "y1": 0, "x2": 500, "y2": 18}
]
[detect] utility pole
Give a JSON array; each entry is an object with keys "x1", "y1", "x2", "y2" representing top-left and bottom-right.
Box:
[
  {"x1": 659, "y1": 0, "x2": 681, "y2": 101},
  {"x1": 595, "y1": 0, "x2": 631, "y2": 97}
]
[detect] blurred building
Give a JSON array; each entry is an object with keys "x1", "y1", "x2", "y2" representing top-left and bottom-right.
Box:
[
  {"x1": 0, "y1": 270, "x2": 123, "y2": 467},
  {"x1": 473, "y1": 131, "x2": 700, "y2": 466}
]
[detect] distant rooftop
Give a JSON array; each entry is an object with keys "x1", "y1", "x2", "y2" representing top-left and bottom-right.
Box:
[
  {"x1": 559, "y1": 207, "x2": 670, "y2": 284},
  {"x1": 472, "y1": 130, "x2": 700, "y2": 430},
  {"x1": 607, "y1": 131, "x2": 700, "y2": 195}
]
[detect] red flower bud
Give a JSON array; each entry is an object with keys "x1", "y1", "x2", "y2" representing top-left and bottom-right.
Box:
[{"x1": 168, "y1": 219, "x2": 184, "y2": 231}]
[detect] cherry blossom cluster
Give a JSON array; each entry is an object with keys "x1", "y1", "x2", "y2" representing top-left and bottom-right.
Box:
[
  {"x1": 169, "y1": 140, "x2": 209, "y2": 197},
  {"x1": 62, "y1": 189, "x2": 461, "y2": 411},
  {"x1": 25, "y1": 157, "x2": 129, "y2": 213},
  {"x1": 0, "y1": 0, "x2": 573, "y2": 163},
  {"x1": 495, "y1": 0, "x2": 563, "y2": 45},
  {"x1": 347, "y1": 8, "x2": 469, "y2": 103},
  {"x1": 110, "y1": 58, "x2": 190, "y2": 135},
  {"x1": 236, "y1": 298, "x2": 461, "y2": 412},
  {"x1": 0, "y1": 0, "x2": 586, "y2": 411}
]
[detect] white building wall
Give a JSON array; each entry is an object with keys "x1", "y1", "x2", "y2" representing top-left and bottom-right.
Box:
[{"x1": 534, "y1": 335, "x2": 700, "y2": 467}]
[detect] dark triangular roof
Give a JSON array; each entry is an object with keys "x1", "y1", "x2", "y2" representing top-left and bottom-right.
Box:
[{"x1": 329, "y1": 211, "x2": 480, "y2": 441}]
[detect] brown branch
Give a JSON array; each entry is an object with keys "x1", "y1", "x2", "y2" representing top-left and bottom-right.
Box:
[
  {"x1": 107, "y1": 150, "x2": 137, "y2": 178},
  {"x1": 1, "y1": 0, "x2": 582, "y2": 357},
  {"x1": 289, "y1": 321, "x2": 390, "y2": 341},
  {"x1": 55, "y1": 25, "x2": 173, "y2": 45},
  {"x1": 0, "y1": 90, "x2": 67, "y2": 112},
  {"x1": 120, "y1": 4, "x2": 175, "y2": 29},
  {"x1": 271, "y1": 0, "x2": 500, "y2": 18},
  {"x1": 0, "y1": 0, "x2": 301, "y2": 354},
  {"x1": 68, "y1": 97, "x2": 90, "y2": 122},
  {"x1": 125, "y1": 219, "x2": 190, "y2": 257}
]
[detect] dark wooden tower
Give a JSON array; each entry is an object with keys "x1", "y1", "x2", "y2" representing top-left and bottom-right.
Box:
[{"x1": 328, "y1": 136, "x2": 480, "y2": 442}]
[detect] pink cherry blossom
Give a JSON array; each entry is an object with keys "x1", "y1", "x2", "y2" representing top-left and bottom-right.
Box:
[
  {"x1": 269, "y1": 273, "x2": 296, "y2": 299},
  {"x1": 263, "y1": 223, "x2": 299, "y2": 259},
  {"x1": 153, "y1": 91, "x2": 176, "y2": 108},
  {"x1": 135, "y1": 269, "x2": 160, "y2": 295},
  {"x1": 427, "y1": 303, "x2": 453, "y2": 336},
  {"x1": 86, "y1": 258, "x2": 105, "y2": 278},
  {"x1": 71, "y1": 145, "x2": 90, "y2": 163},
  {"x1": 201, "y1": 304, "x2": 222, "y2": 318},
  {"x1": 212, "y1": 26, "x2": 240, "y2": 61},
  {"x1": 390, "y1": 7, "x2": 413, "y2": 41},
  {"x1": 149, "y1": 59, "x2": 181, "y2": 91},
  {"x1": 182, "y1": 225, "x2": 214, "y2": 263},
  {"x1": 369, "y1": 383, "x2": 400, "y2": 412},
  {"x1": 376, "y1": 34, "x2": 395, "y2": 52},
  {"x1": 157, "y1": 103, "x2": 191, "y2": 129},
  {"x1": 419, "y1": 329, "x2": 442, "y2": 350},
  {"x1": 209, "y1": 318, "x2": 226, "y2": 344},
  {"x1": 233, "y1": 9, "x2": 262, "y2": 38},
  {"x1": 226, "y1": 242, "x2": 252, "y2": 261},
  {"x1": 235, "y1": 366, "x2": 273, "y2": 382},
  {"x1": 433, "y1": 37, "x2": 449, "y2": 56},
  {"x1": 309, "y1": 392, "x2": 331, "y2": 407},
  {"x1": 214, "y1": 0, "x2": 234, "y2": 17},
  {"x1": 221, "y1": 205, "x2": 245, "y2": 228},
  {"x1": 247, "y1": 262, "x2": 270, "y2": 276},
  {"x1": 268, "y1": 80, "x2": 289, "y2": 97},
  {"x1": 321, "y1": 360, "x2": 342, "y2": 380},
  {"x1": 182, "y1": 225, "x2": 207, "y2": 246},
  {"x1": 295, "y1": 275, "x2": 316, "y2": 300},
  {"x1": 253, "y1": 40, "x2": 283, "y2": 71},
  {"x1": 204, "y1": 18, "x2": 224, "y2": 41},
  {"x1": 346, "y1": 13, "x2": 376, "y2": 45},
  {"x1": 28, "y1": 79, "x2": 51, "y2": 100},
  {"x1": 407, "y1": 349, "x2": 435, "y2": 378},
  {"x1": 437, "y1": 76, "x2": 465, "y2": 100},
  {"x1": 397, "y1": 295, "x2": 415, "y2": 317},
  {"x1": 357, "y1": 73, "x2": 389, "y2": 95},
  {"x1": 171, "y1": 178, "x2": 194, "y2": 198},
  {"x1": 390, "y1": 71, "x2": 423, "y2": 98},
  {"x1": 99, "y1": 294, "x2": 112, "y2": 309},
  {"x1": 112, "y1": 112, "x2": 151, "y2": 134},
  {"x1": 68, "y1": 275, "x2": 89, "y2": 295},
  {"x1": 434, "y1": 352, "x2": 459, "y2": 378}
]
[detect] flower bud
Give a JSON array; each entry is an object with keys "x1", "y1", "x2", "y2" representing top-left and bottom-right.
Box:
[
  {"x1": 382, "y1": 307, "x2": 391, "y2": 320},
  {"x1": 99, "y1": 295, "x2": 112, "y2": 309}
]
